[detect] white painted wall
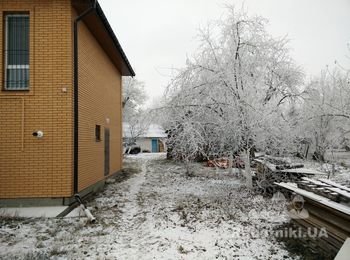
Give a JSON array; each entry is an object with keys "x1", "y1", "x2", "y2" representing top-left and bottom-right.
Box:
[
  {"x1": 135, "y1": 138, "x2": 167, "y2": 153},
  {"x1": 136, "y1": 138, "x2": 152, "y2": 152}
]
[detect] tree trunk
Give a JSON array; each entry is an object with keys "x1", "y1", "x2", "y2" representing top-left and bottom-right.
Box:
[
  {"x1": 244, "y1": 149, "x2": 253, "y2": 189},
  {"x1": 228, "y1": 153, "x2": 233, "y2": 175},
  {"x1": 313, "y1": 149, "x2": 325, "y2": 162},
  {"x1": 184, "y1": 159, "x2": 190, "y2": 175}
]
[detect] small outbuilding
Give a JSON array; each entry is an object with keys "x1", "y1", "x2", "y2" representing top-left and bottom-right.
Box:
[{"x1": 123, "y1": 124, "x2": 167, "y2": 153}]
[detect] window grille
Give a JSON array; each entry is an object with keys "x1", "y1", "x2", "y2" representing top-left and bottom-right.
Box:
[{"x1": 4, "y1": 14, "x2": 30, "y2": 90}]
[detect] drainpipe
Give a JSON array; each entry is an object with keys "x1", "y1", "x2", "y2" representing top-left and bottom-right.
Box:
[
  {"x1": 73, "y1": 0, "x2": 97, "y2": 194},
  {"x1": 74, "y1": 194, "x2": 96, "y2": 223}
]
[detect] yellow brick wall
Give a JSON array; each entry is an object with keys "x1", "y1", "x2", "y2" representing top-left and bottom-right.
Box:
[
  {"x1": 77, "y1": 15, "x2": 123, "y2": 191},
  {"x1": 0, "y1": 0, "x2": 73, "y2": 198}
]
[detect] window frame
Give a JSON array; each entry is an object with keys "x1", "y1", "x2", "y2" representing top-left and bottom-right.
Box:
[{"x1": 4, "y1": 13, "x2": 30, "y2": 91}]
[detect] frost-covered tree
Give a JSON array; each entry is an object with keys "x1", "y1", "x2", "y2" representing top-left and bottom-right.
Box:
[
  {"x1": 122, "y1": 77, "x2": 150, "y2": 146},
  {"x1": 122, "y1": 77, "x2": 147, "y2": 119},
  {"x1": 298, "y1": 68, "x2": 350, "y2": 161},
  {"x1": 160, "y1": 6, "x2": 303, "y2": 188}
]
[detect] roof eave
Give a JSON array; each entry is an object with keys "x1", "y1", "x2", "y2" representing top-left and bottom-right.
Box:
[
  {"x1": 72, "y1": 0, "x2": 135, "y2": 77},
  {"x1": 94, "y1": 2, "x2": 135, "y2": 77}
]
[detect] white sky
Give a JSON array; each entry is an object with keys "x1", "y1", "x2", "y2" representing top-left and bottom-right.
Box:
[{"x1": 99, "y1": 0, "x2": 350, "y2": 107}]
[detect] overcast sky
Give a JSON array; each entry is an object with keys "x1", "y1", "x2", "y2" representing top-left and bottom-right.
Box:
[{"x1": 99, "y1": 0, "x2": 350, "y2": 106}]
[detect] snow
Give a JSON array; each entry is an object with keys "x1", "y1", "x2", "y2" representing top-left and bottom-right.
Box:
[
  {"x1": 301, "y1": 177, "x2": 329, "y2": 186},
  {"x1": 327, "y1": 187, "x2": 350, "y2": 200},
  {"x1": 0, "y1": 154, "x2": 296, "y2": 259},
  {"x1": 276, "y1": 182, "x2": 350, "y2": 215},
  {"x1": 255, "y1": 157, "x2": 327, "y2": 176},
  {"x1": 124, "y1": 152, "x2": 166, "y2": 159},
  {"x1": 319, "y1": 179, "x2": 350, "y2": 193},
  {"x1": 65, "y1": 207, "x2": 83, "y2": 218},
  {"x1": 335, "y1": 238, "x2": 350, "y2": 260},
  {"x1": 279, "y1": 168, "x2": 326, "y2": 175},
  {"x1": 0, "y1": 206, "x2": 67, "y2": 218},
  {"x1": 286, "y1": 155, "x2": 350, "y2": 186}
]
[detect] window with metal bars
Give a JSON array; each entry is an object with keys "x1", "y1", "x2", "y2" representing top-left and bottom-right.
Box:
[{"x1": 4, "y1": 14, "x2": 30, "y2": 90}]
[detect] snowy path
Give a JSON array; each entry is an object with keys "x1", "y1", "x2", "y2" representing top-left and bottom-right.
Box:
[
  {"x1": 119, "y1": 158, "x2": 147, "y2": 224},
  {"x1": 0, "y1": 153, "x2": 295, "y2": 259},
  {"x1": 109, "y1": 157, "x2": 158, "y2": 258}
]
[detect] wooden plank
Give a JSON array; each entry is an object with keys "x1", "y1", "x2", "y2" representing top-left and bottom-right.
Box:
[
  {"x1": 279, "y1": 168, "x2": 326, "y2": 175},
  {"x1": 326, "y1": 187, "x2": 350, "y2": 200},
  {"x1": 299, "y1": 178, "x2": 350, "y2": 202},
  {"x1": 275, "y1": 163, "x2": 304, "y2": 170},
  {"x1": 319, "y1": 179, "x2": 350, "y2": 193},
  {"x1": 276, "y1": 182, "x2": 350, "y2": 215},
  {"x1": 302, "y1": 177, "x2": 330, "y2": 187},
  {"x1": 254, "y1": 159, "x2": 276, "y2": 171},
  {"x1": 293, "y1": 218, "x2": 344, "y2": 251}
]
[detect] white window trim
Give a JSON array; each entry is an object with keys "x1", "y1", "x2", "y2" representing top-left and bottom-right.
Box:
[{"x1": 4, "y1": 14, "x2": 30, "y2": 90}]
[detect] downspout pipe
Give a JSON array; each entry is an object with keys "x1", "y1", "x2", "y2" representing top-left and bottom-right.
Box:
[
  {"x1": 74, "y1": 194, "x2": 96, "y2": 223},
  {"x1": 73, "y1": 0, "x2": 97, "y2": 194}
]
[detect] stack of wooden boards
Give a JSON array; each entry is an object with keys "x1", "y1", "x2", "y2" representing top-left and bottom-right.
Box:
[
  {"x1": 253, "y1": 157, "x2": 326, "y2": 193},
  {"x1": 276, "y1": 178, "x2": 350, "y2": 251},
  {"x1": 297, "y1": 178, "x2": 350, "y2": 205}
]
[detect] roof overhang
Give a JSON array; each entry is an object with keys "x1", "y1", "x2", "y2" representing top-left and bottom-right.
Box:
[{"x1": 72, "y1": 0, "x2": 135, "y2": 76}]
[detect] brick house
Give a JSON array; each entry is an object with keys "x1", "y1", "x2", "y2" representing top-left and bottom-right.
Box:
[{"x1": 0, "y1": 0, "x2": 135, "y2": 206}]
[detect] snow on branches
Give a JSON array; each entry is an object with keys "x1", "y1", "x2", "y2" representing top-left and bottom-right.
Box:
[{"x1": 160, "y1": 6, "x2": 304, "y2": 188}]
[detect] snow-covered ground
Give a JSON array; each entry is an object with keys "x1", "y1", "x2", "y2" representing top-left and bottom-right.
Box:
[
  {"x1": 1, "y1": 153, "x2": 298, "y2": 259},
  {"x1": 289, "y1": 151, "x2": 350, "y2": 185},
  {"x1": 0, "y1": 206, "x2": 68, "y2": 218}
]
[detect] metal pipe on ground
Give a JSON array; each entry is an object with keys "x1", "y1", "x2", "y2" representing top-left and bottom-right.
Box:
[{"x1": 74, "y1": 194, "x2": 96, "y2": 223}]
